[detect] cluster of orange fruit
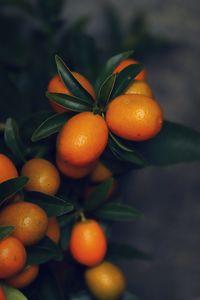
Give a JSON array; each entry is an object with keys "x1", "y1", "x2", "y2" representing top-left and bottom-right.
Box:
[
  {"x1": 0, "y1": 154, "x2": 60, "y2": 290},
  {"x1": 0, "y1": 153, "x2": 124, "y2": 299},
  {"x1": 0, "y1": 57, "x2": 163, "y2": 299},
  {"x1": 48, "y1": 58, "x2": 163, "y2": 180}
]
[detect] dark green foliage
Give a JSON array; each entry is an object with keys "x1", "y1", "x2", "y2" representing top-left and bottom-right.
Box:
[
  {"x1": 0, "y1": 1, "x2": 198, "y2": 298},
  {"x1": 0, "y1": 177, "x2": 28, "y2": 205},
  {"x1": 0, "y1": 225, "x2": 15, "y2": 241}
]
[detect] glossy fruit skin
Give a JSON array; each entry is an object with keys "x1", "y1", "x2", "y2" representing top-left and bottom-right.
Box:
[
  {"x1": 0, "y1": 154, "x2": 18, "y2": 184},
  {"x1": 0, "y1": 202, "x2": 48, "y2": 246},
  {"x1": 0, "y1": 237, "x2": 27, "y2": 279},
  {"x1": 106, "y1": 94, "x2": 163, "y2": 141},
  {"x1": 57, "y1": 112, "x2": 108, "y2": 166},
  {"x1": 56, "y1": 155, "x2": 97, "y2": 179},
  {"x1": 85, "y1": 261, "x2": 126, "y2": 300},
  {"x1": 70, "y1": 219, "x2": 107, "y2": 266},
  {"x1": 89, "y1": 161, "x2": 112, "y2": 183},
  {"x1": 46, "y1": 218, "x2": 60, "y2": 244},
  {"x1": 6, "y1": 265, "x2": 39, "y2": 289},
  {"x1": 47, "y1": 73, "x2": 96, "y2": 113},
  {"x1": 21, "y1": 158, "x2": 60, "y2": 196},
  {"x1": 113, "y1": 58, "x2": 147, "y2": 81},
  {"x1": 0, "y1": 286, "x2": 6, "y2": 300},
  {"x1": 125, "y1": 80, "x2": 153, "y2": 98}
]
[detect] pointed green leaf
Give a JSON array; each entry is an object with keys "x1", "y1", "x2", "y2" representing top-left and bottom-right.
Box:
[
  {"x1": 95, "y1": 202, "x2": 143, "y2": 221},
  {"x1": 96, "y1": 50, "x2": 134, "y2": 90},
  {"x1": 27, "y1": 192, "x2": 74, "y2": 217},
  {"x1": 4, "y1": 118, "x2": 26, "y2": 162},
  {"x1": 55, "y1": 55, "x2": 94, "y2": 104},
  {"x1": 58, "y1": 212, "x2": 75, "y2": 227},
  {"x1": 134, "y1": 121, "x2": 200, "y2": 165},
  {"x1": 84, "y1": 178, "x2": 114, "y2": 212},
  {"x1": 111, "y1": 64, "x2": 143, "y2": 98},
  {"x1": 97, "y1": 74, "x2": 117, "y2": 107},
  {"x1": 1, "y1": 284, "x2": 28, "y2": 300},
  {"x1": 0, "y1": 226, "x2": 15, "y2": 241},
  {"x1": 107, "y1": 242, "x2": 152, "y2": 260},
  {"x1": 108, "y1": 132, "x2": 147, "y2": 166},
  {"x1": 20, "y1": 110, "x2": 52, "y2": 141},
  {"x1": 31, "y1": 112, "x2": 71, "y2": 142},
  {"x1": 47, "y1": 92, "x2": 92, "y2": 112},
  {"x1": 26, "y1": 236, "x2": 63, "y2": 265},
  {"x1": 0, "y1": 177, "x2": 28, "y2": 205}
]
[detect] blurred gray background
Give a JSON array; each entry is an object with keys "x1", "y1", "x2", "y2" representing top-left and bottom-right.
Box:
[
  {"x1": 0, "y1": 0, "x2": 199, "y2": 299},
  {"x1": 65, "y1": 0, "x2": 200, "y2": 299}
]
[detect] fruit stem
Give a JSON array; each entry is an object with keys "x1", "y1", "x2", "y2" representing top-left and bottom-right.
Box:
[
  {"x1": 92, "y1": 105, "x2": 100, "y2": 115},
  {"x1": 79, "y1": 211, "x2": 86, "y2": 222},
  {"x1": 92, "y1": 105, "x2": 106, "y2": 118}
]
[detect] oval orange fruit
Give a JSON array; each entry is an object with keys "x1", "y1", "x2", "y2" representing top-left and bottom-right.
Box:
[
  {"x1": 70, "y1": 219, "x2": 107, "y2": 266},
  {"x1": 21, "y1": 158, "x2": 60, "y2": 196},
  {"x1": 56, "y1": 155, "x2": 97, "y2": 179},
  {"x1": 85, "y1": 261, "x2": 126, "y2": 300},
  {"x1": 57, "y1": 112, "x2": 108, "y2": 166},
  {"x1": 125, "y1": 80, "x2": 153, "y2": 98},
  {"x1": 0, "y1": 154, "x2": 18, "y2": 184},
  {"x1": 0, "y1": 202, "x2": 48, "y2": 246},
  {"x1": 6, "y1": 265, "x2": 39, "y2": 289},
  {"x1": 0, "y1": 237, "x2": 27, "y2": 279},
  {"x1": 106, "y1": 94, "x2": 163, "y2": 141}
]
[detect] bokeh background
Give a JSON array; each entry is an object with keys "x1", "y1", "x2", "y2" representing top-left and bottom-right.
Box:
[{"x1": 0, "y1": 0, "x2": 200, "y2": 299}]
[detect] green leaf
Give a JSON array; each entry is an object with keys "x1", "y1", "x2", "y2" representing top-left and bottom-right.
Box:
[
  {"x1": 108, "y1": 132, "x2": 147, "y2": 166},
  {"x1": 97, "y1": 74, "x2": 117, "y2": 107},
  {"x1": 84, "y1": 178, "x2": 114, "y2": 212},
  {"x1": 55, "y1": 55, "x2": 94, "y2": 104},
  {"x1": 111, "y1": 64, "x2": 143, "y2": 98},
  {"x1": 47, "y1": 92, "x2": 92, "y2": 113},
  {"x1": 96, "y1": 50, "x2": 134, "y2": 90},
  {"x1": 107, "y1": 242, "x2": 152, "y2": 260},
  {"x1": 26, "y1": 236, "x2": 63, "y2": 265},
  {"x1": 20, "y1": 110, "x2": 52, "y2": 141},
  {"x1": 4, "y1": 118, "x2": 26, "y2": 162},
  {"x1": 58, "y1": 212, "x2": 75, "y2": 227},
  {"x1": 0, "y1": 226, "x2": 15, "y2": 241},
  {"x1": 27, "y1": 192, "x2": 74, "y2": 217},
  {"x1": 95, "y1": 202, "x2": 143, "y2": 222},
  {"x1": 1, "y1": 284, "x2": 28, "y2": 300},
  {"x1": 134, "y1": 121, "x2": 200, "y2": 165},
  {"x1": 0, "y1": 177, "x2": 28, "y2": 205},
  {"x1": 31, "y1": 112, "x2": 71, "y2": 142}
]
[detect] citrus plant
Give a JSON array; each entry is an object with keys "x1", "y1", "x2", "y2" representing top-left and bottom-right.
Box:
[{"x1": 0, "y1": 50, "x2": 200, "y2": 300}]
